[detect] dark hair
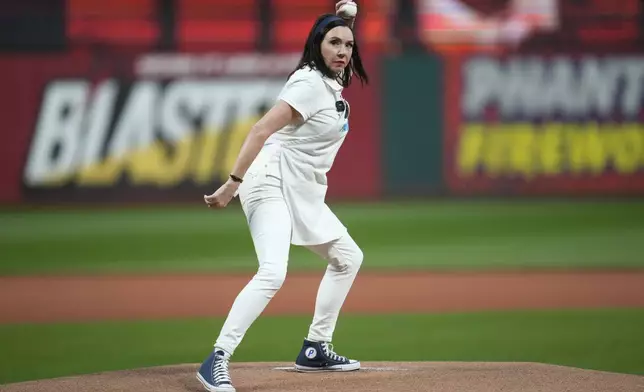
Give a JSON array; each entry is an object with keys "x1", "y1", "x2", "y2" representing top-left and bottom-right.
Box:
[{"x1": 289, "y1": 13, "x2": 369, "y2": 88}]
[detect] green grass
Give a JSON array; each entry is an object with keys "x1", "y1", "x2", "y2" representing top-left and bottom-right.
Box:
[
  {"x1": 1, "y1": 309, "x2": 643, "y2": 384},
  {"x1": 1, "y1": 200, "x2": 644, "y2": 275}
]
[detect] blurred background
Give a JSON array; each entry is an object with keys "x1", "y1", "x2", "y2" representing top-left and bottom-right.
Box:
[
  {"x1": 2, "y1": 0, "x2": 644, "y2": 269},
  {"x1": 1, "y1": 0, "x2": 643, "y2": 204},
  {"x1": 1, "y1": 0, "x2": 644, "y2": 386}
]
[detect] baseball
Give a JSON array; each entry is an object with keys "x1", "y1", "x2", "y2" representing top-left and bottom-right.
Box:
[{"x1": 337, "y1": 1, "x2": 358, "y2": 18}]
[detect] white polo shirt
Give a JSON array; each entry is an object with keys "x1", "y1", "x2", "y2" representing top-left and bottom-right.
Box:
[{"x1": 243, "y1": 67, "x2": 351, "y2": 245}]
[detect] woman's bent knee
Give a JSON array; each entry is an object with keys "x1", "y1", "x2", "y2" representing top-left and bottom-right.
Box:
[{"x1": 255, "y1": 264, "x2": 288, "y2": 291}]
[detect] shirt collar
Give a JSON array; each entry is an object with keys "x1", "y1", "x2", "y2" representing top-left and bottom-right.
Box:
[
  {"x1": 322, "y1": 75, "x2": 343, "y2": 92},
  {"x1": 310, "y1": 64, "x2": 344, "y2": 92}
]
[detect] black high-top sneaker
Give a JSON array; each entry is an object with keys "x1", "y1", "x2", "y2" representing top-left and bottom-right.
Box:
[
  {"x1": 196, "y1": 349, "x2": 235, "y2": 392},
  {"x1": 294, "y1": 339, "x2": 361, "y2": 372}
]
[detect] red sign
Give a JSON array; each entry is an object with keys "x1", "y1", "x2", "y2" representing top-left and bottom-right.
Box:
[
  {"x1": 0, "y1": 51, "x2": 381, "y2": 204},
  {"x1": 443, "y1": 53, "x2": 644, "y2": 195}
]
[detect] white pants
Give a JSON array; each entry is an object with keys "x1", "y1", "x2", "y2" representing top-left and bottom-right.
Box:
[{"x1": 214, "y1": 175, "x2": 363, "y2": 356}]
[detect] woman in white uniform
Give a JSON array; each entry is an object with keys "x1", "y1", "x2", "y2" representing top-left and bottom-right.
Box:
[{"x1": 198, "y1": 2, "x2": 369, "y2": 391}]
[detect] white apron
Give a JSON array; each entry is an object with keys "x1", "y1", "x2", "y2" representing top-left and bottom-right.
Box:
[{"x1": 239, "y1": 68, "x2": 350, "y2": 246}]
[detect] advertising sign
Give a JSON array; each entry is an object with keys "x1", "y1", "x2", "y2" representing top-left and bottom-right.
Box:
[
  {"x1": 444, "y1": 55, "x2": 644, "y2": 195},
  {"x1": 0, "y1": 51, "x2": 380, "y2": 204}
]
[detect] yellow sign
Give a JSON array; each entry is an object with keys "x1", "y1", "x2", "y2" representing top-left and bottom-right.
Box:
[
  {"x1": 458, "y1": 123, "x2": 644, "y2": 178},
  {"x1": 73, "y1": 117, "x2": 258, "y2": 187}
]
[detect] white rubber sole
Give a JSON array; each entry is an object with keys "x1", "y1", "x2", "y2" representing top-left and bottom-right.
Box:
[
  {"x1": 295, "y1": 361, "x2": 361, "y2": 373},
  {"x1": 196, "y1": 373, "x2": 236, "y2": 392}
]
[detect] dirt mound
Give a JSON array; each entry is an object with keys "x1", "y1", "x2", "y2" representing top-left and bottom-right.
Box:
[{"x1": 2, "y1": 362, "x2": 643, "y2": 392}]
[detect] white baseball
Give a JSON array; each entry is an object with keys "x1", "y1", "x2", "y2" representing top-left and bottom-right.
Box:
[{"x1": 338, "y1": 1, "x2": 358, "y2": 18}]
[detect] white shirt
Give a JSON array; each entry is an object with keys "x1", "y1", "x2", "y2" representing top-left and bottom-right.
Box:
[{"x1": 242, "y1": 67, "x2": 350, "y2": 245}]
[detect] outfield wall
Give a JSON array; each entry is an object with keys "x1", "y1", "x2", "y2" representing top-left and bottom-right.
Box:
[{"x1": 1, "y1": 48, "x2": 643, "y2": 204}]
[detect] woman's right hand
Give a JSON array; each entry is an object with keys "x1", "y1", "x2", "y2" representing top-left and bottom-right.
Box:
[
  {"x1": 335, "y1": 0, "x2": 358, "y2": 25},
  {"x1": 204, "y1": 179, "x2": 240, "y2": 209}
]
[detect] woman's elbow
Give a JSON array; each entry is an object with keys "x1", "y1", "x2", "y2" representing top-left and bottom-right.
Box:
[{"x1": 249, "y1": 125, "x2": 274, "y2": 141}]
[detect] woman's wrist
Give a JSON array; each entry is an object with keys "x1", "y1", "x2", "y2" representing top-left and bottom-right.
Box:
[{"x1": 229, "y1": 173, "x2": 244, "y2": 183}]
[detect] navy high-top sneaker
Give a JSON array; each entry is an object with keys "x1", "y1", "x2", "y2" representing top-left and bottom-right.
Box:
[
  {"x1": 294, "y1": 339, "x2": 361, "y2": 372},
  {"x1": 196, "y1": 349, "x2": 235, "y2": 392}
]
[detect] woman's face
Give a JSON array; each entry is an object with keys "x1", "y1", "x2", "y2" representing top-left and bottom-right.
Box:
[{"x1": 321, "y1": 26, "x2": 354, "y2": 74}]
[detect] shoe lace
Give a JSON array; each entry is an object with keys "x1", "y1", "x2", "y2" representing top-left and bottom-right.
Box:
[
  {"x1": 321, "y1": 342, "x2": 347, "y2": 362},
  {"x1": 212, "y1": 353, "x2": 232, "y2": 385}
]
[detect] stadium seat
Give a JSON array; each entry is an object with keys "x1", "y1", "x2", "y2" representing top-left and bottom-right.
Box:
[
  {"x1": 67, "y1": 0, "x2": 158, "y2": 46},
  {"x1": 177, "y1": 0, "x2": 257, "y2": 50}
]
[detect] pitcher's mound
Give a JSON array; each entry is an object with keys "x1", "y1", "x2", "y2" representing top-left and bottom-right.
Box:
[{"x1": 2, "y1": 362, "x2": 643, "y2": 392}]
